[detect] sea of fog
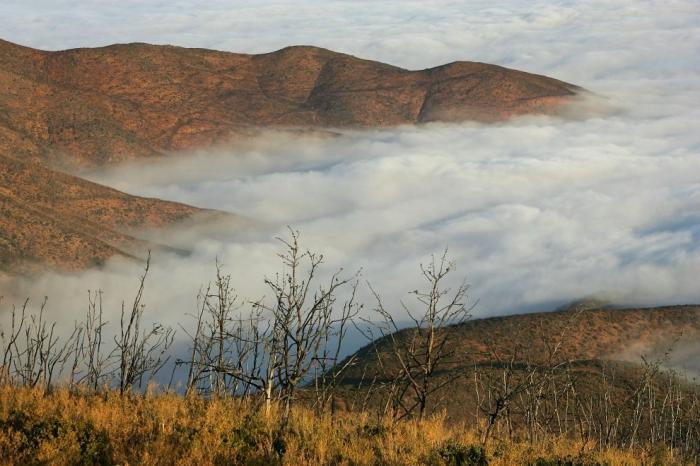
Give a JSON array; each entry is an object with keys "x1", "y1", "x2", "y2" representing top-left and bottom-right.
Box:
[{"x1": 1, "y1": 0, "x2": 699, "y2": 365}]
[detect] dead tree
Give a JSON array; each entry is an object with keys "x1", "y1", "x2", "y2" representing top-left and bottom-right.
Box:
[
  {"x1": 66, "y1": 290, "x2": 109, "y2": 392},
  {"x1": 254, "y1": 229, "x2": 359, "y2": 422},
  {"x1": 113, "y1": 254, "x2": 175, "y2": 394},
  {"x1": 177, "y1": 272, "x2": 267, "y2": 398},
  {"x1": 176, "y1": 230, "x2": 359, "y2": 422},
  {"x1": 372, "y1": 250, "x2": 472, "y2": 421},
  {"x1": 81, "y1": 290, "x2": 108, "y2": 391},
  {"x1": 474, "y1": 310, "x2": 581, "y2": 444},
  {"x1": 19, "y1": 299, "x2": 79, "y2": 390},
  {"x1": 201, "y1": 263, "x2": 244, "y2": 397},
  {"x1": 178, "y1": 285, "x2": 211, "y2": 396},
  {"x1": 312, "y1": 279, "x2": 362, "y2": 416},
  {"x1": 0, "y1": 298, "x2": 27, "y2": 386}
]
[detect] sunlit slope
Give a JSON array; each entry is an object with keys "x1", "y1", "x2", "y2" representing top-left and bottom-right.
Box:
[
  {"x1": 337, "y1": 305, "x2": 700, "y2": 420},
  {"x1": 0, "y1": 38, "x2": 582, "y2": 169},
  {"x1": 0, "y1": 152, "x2": 216, "y2": 271}
]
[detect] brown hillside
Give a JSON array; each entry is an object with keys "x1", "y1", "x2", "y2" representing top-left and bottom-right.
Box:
[
  {"x1": 0, "y1": 38, "x2": 583, "y2": 271},
  {"x1": 338, "y1": 305, "x2": 700, "y2": 423},
  {"x1": 0, "y1": 151, "x2": 214, "y2": 272},
  {"x1": 347, "y1": 305, "x2": 700, "y2": 381},
  {"x1": 0, "y1": 38, "x2": 582, "y2": 169}
]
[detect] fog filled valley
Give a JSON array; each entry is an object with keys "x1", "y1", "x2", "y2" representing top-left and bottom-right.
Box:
[
  {"x1": 2, "y1": 0, "x2": 699, "y2": 327},
  {"x1": 1, "y1": 0, "x2": 700, "y2": 464}
]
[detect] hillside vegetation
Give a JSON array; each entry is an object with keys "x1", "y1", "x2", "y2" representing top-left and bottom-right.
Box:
[
  {"x1": 0, "y1": 38, "x2": 581, "y2": 169},
  {"x1": 0, "y1": 151, "x2": 217, "y2": 271},
  {"x1": 0, "y1": 386, "x2": 689, "y2": 466},
  {"x1": 1, "y1": 233, "x2": 698, "y2": 464}
]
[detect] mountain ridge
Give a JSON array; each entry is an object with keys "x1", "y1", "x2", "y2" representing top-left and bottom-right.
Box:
[
  {"x1": 0, "y1": 38, "x2": 583, "y2": 169},
  {"x1": 0, "y1": 38, "x2": 582, "y2": 270}
]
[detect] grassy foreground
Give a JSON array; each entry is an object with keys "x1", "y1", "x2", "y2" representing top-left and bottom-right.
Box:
[{"x1": 0, "y1": 386, "x2": 689, "y2": 466}]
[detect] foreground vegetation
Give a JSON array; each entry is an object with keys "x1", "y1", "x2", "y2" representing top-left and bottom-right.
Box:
[
  {"x1": 0, "y1": 386, "x2": 690, "y2": 466},
  {"x1": 1, "y1": 231, "x2": 699, "y2": 464}
]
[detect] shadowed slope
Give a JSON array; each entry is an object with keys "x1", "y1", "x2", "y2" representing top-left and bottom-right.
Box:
[
  {"x1": 346, "y1": 305, "x2": 700, "y2": 381},
  {"x1": 337, "y1": 305, "x2": 700, "y2": 422}
]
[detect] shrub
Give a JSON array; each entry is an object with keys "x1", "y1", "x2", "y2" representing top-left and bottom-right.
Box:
[
  {"x1": 529, "y1": 456, "x2": 604, "y2": 466},
  {"x1": 425, "y1": 440, "x2": 488, "y2": 466},
  {"x1": 73, "y1": 420, "x2": 114, "y2": 466},
  {"x1": 0, "y1": 410, "x2": 113, "y2": 465}
]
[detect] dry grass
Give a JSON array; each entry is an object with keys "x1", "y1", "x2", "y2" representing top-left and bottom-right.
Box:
[{"x1": 0, "y1": 386, "x2": 689, "y2": 466}]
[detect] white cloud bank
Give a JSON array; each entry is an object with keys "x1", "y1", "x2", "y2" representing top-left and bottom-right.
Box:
[{"x1": 1, "y1": 1, "x2": 699, "y2": 348}]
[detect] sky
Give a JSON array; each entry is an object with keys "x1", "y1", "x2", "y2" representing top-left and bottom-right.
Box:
[{"x1": 1, "y1": 1, "x2": 700, "y2": 360}]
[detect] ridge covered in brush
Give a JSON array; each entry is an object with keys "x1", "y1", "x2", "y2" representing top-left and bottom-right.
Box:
[
  {"x1": 0, "y1": 38, "x2": 582, "y2": 169},
  {"x1": 0, "y1": 38, "x2": 582, "y2": 271},
  {"x1": 347, "y1": 305, "x2": 700, "y2": 378},
  {"x1": 0, "y1": 151, "x2": 217, "y2": 272},
  {"x1": 338, "y1": 305, "x2": 700, "y2": 420}
]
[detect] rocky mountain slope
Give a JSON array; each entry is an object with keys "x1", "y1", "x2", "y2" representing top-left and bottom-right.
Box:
[
  {"x1": 0, "y1": 151, "x2": 214, "y2": 272},
  {"x1": 338, "y1": 305, "x2": 700, "y2": 420},
  {"x1": 0, "y1": 38, "x2": 582, "y2": 270},
  {"x1": 0, "y1": 38, "x2": 582, "y2": 169}
]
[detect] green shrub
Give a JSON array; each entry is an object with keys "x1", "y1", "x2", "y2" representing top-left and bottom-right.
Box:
[
  {"x1": 1, "y1": 410, "x2": 63, "y2": 454},
  {"x1": 0, "y1": 410, "x2": 114, "y2": 465},
  {"x1": 425, "y1": 440, "x2": 488, "y2": 466},
  {"x1": 72, "y1": 420, "x2": 114, "y2": 466},
  {"x1": 529, "y1": 456, "x2": 605, "y2": 466}
]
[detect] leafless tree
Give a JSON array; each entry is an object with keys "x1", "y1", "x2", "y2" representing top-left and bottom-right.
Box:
[
  {"x1": 0, "y1": 298, "x2": 27, "y2": 386},
  {"x1": 0, "y1": 297, "x2": 80, "y2": 390},
  {"x1": 178, "y1": 285, "x2": 211, "y2": 396},
  {"x1": 176, "y1": 230, "x2": 359, "y2": 423},
  {"x1": 177, "y1": 273, "x2": 267, "y2": 399},
  {"x1": 311, "y1": 279, "x2": 362, "y2": 416},
  {"x1": 254, "y1": 229, "x2": 360, "y2": 422},
  {"x1": 370, "y1": 250, "x2": 473, "y2": 421},
  {"x1": 81, "y1": 290, "x2": 108, "y2": 390},
  {"x1": 112, "y1": 254, "x2": 175, "y2": 394},
  {"x1": 474, "y1": 312, "x2": 580, "y2": 444}
]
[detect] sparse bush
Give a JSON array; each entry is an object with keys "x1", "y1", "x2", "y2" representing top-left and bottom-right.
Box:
[
  {"x1": 72, "y1": 420, "x2": 114, "y2": 466},
  {"x1": 528, "y1": 456, "x2": 602, "y2": 466},
  {"x1": 424, "y1": 440, "x2": 488, "y2": 466},
  {"x1": 0, "y1": 407, "x2": 113, "y2": 466}
]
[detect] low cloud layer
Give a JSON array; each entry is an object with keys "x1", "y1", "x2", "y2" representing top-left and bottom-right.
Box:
[{"x1": 1, "y1": 1, "x2": 699, "y2": 365}]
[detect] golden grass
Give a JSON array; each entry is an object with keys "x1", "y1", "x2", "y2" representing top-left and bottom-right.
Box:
[{"x1": 0, "y1": 386, "x2": 690, "y2": 466}]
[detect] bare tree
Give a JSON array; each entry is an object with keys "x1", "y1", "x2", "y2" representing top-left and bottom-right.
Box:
[
  {"x1": 178, "y1": 285, "x2": 211, "y2": 396},
  {"x1": 254, "y1": 229, "x2": 360, "y2": 422},
  {"x1": 65, "y1": 290, "x2": 110, "y2": 391},
  {"x1": 175, "y1": 229, "x2": 359, "y2": 424},
  {"x1": 113, "y1": 254, "x2": 175, "y2": 394},
  {"x1": 177, "y1": 270, "x2": 267, "y2": 399},
  {"x1": 0, "y1": 298, "x2": 27, "y2": 386},
  {"x1": 371, "y1": 250, "x2": 472, "y2": 421},
  {"x1": 0, "y1": 297, "x2": 80, "y2": 390},
  {"x1": 203, "y1": 262, "x2": 244, "y2": 397},
  {"x1": 474, "y1": 310, "x2": 582, "y2": 444},
  {"x1": 81, "y1": 290, "x2": 108, "y2": 390},
  {"x1": 311, "y1": 279, "x2": 362, "y2": 416}
]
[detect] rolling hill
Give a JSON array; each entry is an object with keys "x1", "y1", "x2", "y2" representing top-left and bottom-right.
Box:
[
  {"x1": 337, "y1": 305, "x2": 700, "y2": 421},
  {"x1": 0, "y1": 38, "x2": 582, "y2": 170},
  {"x1": 0, "y1": 151, "x2": 217, "y2": 272},
  {"x1": 0, "y1": 38, "x2": 585, "y2": 271}
]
